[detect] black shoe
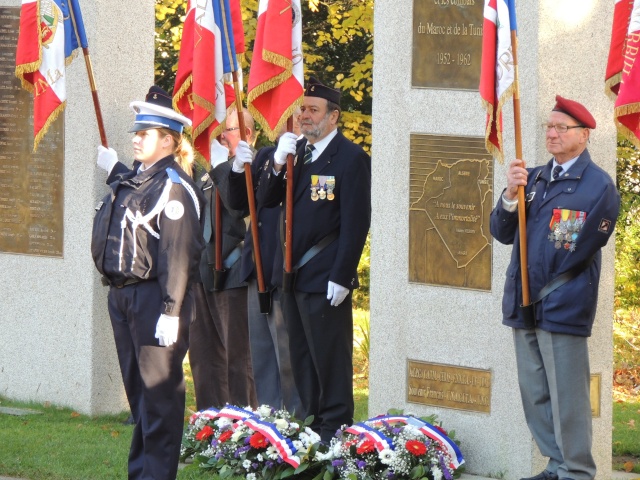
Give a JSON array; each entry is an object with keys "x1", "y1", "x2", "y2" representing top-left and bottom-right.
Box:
[{"x1": 520, "y1": 472, "x2": 559, "y2": 480}]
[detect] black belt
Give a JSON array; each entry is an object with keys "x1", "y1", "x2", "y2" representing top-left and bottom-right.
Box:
[{"x1": 101, "y1": 276, "x2": 141, "y2": 288}]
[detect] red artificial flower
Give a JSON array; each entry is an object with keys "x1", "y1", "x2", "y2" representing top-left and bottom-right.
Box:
[
  {"x1": 249, "y1": 432, "x2": 269, "y2": 449},
  {"x1": 356, "y1": 439, "x2": 376, "y2": 454},
  {"x1": 405, "y1": 440, "x2": 427, "y2": 456},
  {"x1": 218, "y1": 430, "x2": 233, "y2": 443},
  {"x1": 195, "y1": 425, "x2": 214, "y2": 441}
]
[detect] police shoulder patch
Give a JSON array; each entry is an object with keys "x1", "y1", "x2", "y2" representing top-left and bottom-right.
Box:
[{"x1": 165, "y1": 200, "x2": 185, "y2": 220}]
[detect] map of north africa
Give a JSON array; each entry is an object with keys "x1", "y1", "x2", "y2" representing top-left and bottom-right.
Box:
[{"x1": 409, "y1": 158, "x2": 493, "y2": 290}]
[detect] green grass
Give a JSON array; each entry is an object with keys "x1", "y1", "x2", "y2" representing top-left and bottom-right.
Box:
[{"x1": 613, "y1": 398, "x2": 640, "y2": 473}]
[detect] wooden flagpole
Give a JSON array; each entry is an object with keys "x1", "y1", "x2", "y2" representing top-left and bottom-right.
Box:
[
  {"x1": 232, "y1": 71, "x2": 267, "y2": 296},
  {"x1": 68, "y1": 2, "x2": 108, "y2": 147},
  {"x1": 285, "y1": 117, "x2": 294, "y2": 277},
  {"x1": 511, "y1": 30, "x2": 531, "y2": 309}
]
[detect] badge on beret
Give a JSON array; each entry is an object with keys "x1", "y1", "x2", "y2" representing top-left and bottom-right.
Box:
[
  {"x1": 598, "y1": 218, "x2": 612, "y2": 234},
  {"x1": 165, "y1": 200, "x2": 185, "y2": 220}
]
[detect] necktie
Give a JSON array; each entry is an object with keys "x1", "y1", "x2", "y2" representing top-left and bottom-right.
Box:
[
  {"x1": 552, "y1": 165, "x2": 563, "y2": 180},
  {"x1": 303, "y1": 144, "x2": 315, "y2": 164}
]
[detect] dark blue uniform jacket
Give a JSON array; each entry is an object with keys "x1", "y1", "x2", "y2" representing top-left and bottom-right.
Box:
[{"x1": 490, "y1": 149, "x2": 620, "y2": 337}]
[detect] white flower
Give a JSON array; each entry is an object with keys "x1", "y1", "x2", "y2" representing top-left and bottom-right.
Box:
[
  {"x1": 332, "y1": 441, "x2": 343, "y2": 457},
  {"x1": 257, "y1": 405, "x2": 272, "y2": 417},
  {"x1": 215, "y1": 417, "x2": 233, "y2": 429},
  {"x1": 256, "y1": 453, "x2": 264, "y2": 462},
  {"x1": 305, "y1": 427, "x2": 321, "y2": 443},
  {"x1": 379, "y1": 448, "x2": 396, "y2": 465},
  {"x1": 246, "y1": 474, "x2": 256, "y2": 480},
  {"x1": 274, "y1": 418, "x2": 288, "y2": 431},
  {"x1": 292, "y1": 440, "x2": 304, "y2": 451},
  {"x1": 266, "y1": 445, "x2": 280, "y2": 460},
  {"x1": 314, "y1": 449, "x2": 334, "y2": 461},
  {"x1": 231, "y1": 428, "x2": 245, "y2": 443},
  {"x1": 289, "y1": 422, "x2": 300, "y2": 430},
  {"x1": 431, "y1": 466, "x2": 443, "y2": 480},
  {"x1": 242, "y1": 459, "x2": 252, "y2": 470}
]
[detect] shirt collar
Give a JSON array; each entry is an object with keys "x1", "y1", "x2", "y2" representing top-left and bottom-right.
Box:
[
  {"x1": 552, "y1": 155, "x2": 579, "y2": 179},
  {"x1": 306, "y1": 128, "x2": 338, "y2": 162}
]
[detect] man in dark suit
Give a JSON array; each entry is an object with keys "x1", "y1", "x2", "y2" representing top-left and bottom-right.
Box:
[{"x1": 250, "y1": 77, "x2": 371, "y2": 441}]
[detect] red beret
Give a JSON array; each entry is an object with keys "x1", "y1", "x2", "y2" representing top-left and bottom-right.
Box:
[{"x1": 552, "y1": 95, "x2": 596, "y2": 129}]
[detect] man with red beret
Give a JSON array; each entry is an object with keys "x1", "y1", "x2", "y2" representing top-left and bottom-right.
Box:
[{"x1": 490, "y1": 96, "x2": 620, "y2": 480}]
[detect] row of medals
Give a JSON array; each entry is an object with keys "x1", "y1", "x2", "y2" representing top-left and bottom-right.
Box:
[
  {"x1": 548, "y1": 219, "x2": 583, "y2": 251},
  {"x1": 310, "y1": 177, "x2": 336, "y2": 201}
]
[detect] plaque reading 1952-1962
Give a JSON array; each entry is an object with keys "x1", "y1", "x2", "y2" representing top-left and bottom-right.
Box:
[
  {"x1": 409, "y1": 134, "x2": 493, "y2": 291},
  {"x1": 412, "y1": 0, "x2": 484, "y2": 90},
  {"x1": 0, "y1": 6, "x2": 64, "y2": 258}
]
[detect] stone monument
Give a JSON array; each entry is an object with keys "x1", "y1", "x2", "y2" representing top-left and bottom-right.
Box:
[
  {"x1": 370, "y1": 1, "x2": 616, "y2": 478},
  {"x1": 0, "y1": 0, "x2": 155, "y2": 415}
]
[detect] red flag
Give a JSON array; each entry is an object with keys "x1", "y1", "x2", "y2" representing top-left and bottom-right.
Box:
[
  {"x1": 605, "y1": 0, "x2": 635, "y2": 99},
  {"x1": 247, "y1": 0, "x2": 304, "y2": 141},
  {"x1": 229, "y1": 0, "x2": 245, "y2": 55},
  {"x1": 173, "y1": 0, "x2": 226, "y2": 162},
  {"x1": 479, "y1": 0, "x2": 517, "y2": 163},
  {"x1": 615, "y1": 0, "x2": 640, "y2": 147},
  {"x1": 15, "y1": 0, "x2": 87, "y2": 151}
]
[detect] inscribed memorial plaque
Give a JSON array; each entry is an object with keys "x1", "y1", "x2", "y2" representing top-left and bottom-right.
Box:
[
  {"x1": 407, "y1": 360, "x2": 491, "y2": 413},
  {"x1": 412, "y1": 0, "x2": 483, "y2": 90},
  {"x1": 0, "y1": 7, "x2": 64, "y2": 258},
  {"x1": 409, "y1": 134, "x2": 493, "y2": 290}
]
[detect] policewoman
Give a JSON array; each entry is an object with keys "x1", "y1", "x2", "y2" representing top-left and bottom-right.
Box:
[
  {"x1": 92, "y1": 86, "x2": 205, "y2": 480},
  {"x1": 490, "y1": 96, "x2": 620, "y2": 480}
]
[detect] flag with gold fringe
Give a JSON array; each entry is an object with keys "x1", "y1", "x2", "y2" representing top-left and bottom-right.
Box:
[
  {"x1": 173, "y1": 0, "x2": 227, "y2": 162},
  {"x1": 15, "y1": 0, "x2": 87, "y2": 151},
  {"x1": 605, "y1": 0, "x2": 635, "y2": 99},
  {"x1": 247, "y1": 0, "x2": 304, "y2": 141},
  {"x1": 479, "y1": 0, "x2": 517, "y2": 163},
  {"x1": 615, "y1": 0, "x2": 640, "y2": 148}
]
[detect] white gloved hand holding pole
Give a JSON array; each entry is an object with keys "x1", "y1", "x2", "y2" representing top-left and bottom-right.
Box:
[
  {"x1": 210, "y1": 139, "x2": 230, "y2": 169},
  {"x1": 155, "y1": 314, "x2": 180, "y2": 347},
  {"x1": 273, "y1": 132, "x2": 298, "y2": 166},
  {"x1": 232, "y1": 141, "x2": 253, "y2": 173},
  {"x1": 97, "y1": 146, "x2": 119, "y2": 174},
  {"x1": 327, "y1": 281, "x2": 349, "y2": 307}
]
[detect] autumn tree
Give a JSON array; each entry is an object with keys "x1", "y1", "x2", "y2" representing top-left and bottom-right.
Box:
[{"x1": 154, "y1": 0, "x2": 373, "y2": 152}]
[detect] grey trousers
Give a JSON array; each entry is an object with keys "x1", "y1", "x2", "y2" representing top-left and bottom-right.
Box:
[{"x1": 513, "y1": 328, "x2": 596, "y2": 480}]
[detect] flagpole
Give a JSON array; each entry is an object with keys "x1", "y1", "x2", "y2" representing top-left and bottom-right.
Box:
[
  {"x1": 231, "y1": 71, "x2": 268, "y2": 297},
  {"x1": 67, "y1": 1, "x2": 108, "y2": 147},
  {"x1": 510, "y1": 30, "x2": 531, "y2": 309},
  {"x1": 285, "y1": 117, "x2": 294, "y2": 277}
]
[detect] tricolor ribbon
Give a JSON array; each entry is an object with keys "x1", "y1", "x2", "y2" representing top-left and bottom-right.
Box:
[
  {"x1": 345, "y1": 422, "x2": 394, "y2": 452},
  {"x1": 367, "y1": 415, "x2": 464, "y2": 470},
  {"x1": 243, "y1": 417, "x2": 301, "y2": 468}
]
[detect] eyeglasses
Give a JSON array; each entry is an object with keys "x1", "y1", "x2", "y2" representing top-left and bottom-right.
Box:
[
  {"x1": 541, "y1": 123, "x2": 585, "y2": 133},
  {"x1": 224, "y1": 126, "x2": 240, "y2": 132}
]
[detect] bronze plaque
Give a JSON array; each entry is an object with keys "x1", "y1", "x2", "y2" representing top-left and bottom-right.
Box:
[
  {"x1": 412, "y1": 0, "x2": 484, "y2": 90},
  {"x1": 407, "y1": 360, "x2": 491, "y2": 413},
  {"x1": 0, "y1": 7, "x2": 64, "y2": 258},
  {"x1": 409, "y1": 134, "x2": 493, "y2": 290}
]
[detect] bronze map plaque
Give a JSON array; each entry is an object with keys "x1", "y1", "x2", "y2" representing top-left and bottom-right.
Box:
[
  {"x1": 409, "y1": 134, "x2": 493, "y2": 290},
  {"x1": 407, "y1": 360, "x2": 491, "y2": 413},
  {"x1": 412, "y1": 0, "x2": 483, "y2": 90},
  {"x1": 0, "y1": 7, "x2": 64, "y2": 258}
]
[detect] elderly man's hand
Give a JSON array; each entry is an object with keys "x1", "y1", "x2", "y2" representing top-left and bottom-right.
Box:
[{"x1": 505, "y1": 159, "x2": 528, "y2": 200}]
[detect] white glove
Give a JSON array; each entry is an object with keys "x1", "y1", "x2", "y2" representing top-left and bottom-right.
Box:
[
  {"x1": 97, "y1": 146, "x2": 118, "y2": 174},
  {"x1": 327, "y1": 281, "x2": 349, "y2": 307},
  {"x1": 232, "y1": 141, "x2": 253, "y2": 173},
  {"x1": 210, "y1": 139, "x2": 230, "y2": 169},
  {"x1": 274, "y1": 132, "x2": 298, "y2": 166},
  {"x1": 155, "y1": 314, "x2": 179, "y2": 347}
]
